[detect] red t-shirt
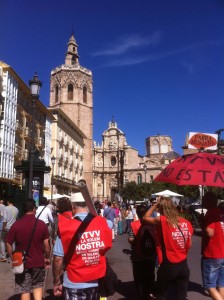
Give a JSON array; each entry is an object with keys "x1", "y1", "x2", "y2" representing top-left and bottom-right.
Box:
[
  {"x1": 6, "y1": 214, "x2": 49, "y2": 268},
  {"x1": 156, "y1": 216, "x2": 193, "y2": 264},
  {"x1": 59, "y1": 215, "x2": 112, "y2": 283},
  {"x1": 202, "y1": 207, "x2": 224, "y2": 258}
]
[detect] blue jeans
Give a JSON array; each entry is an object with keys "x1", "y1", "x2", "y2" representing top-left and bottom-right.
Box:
[
  {"x1": 117, "y1": 221, "x2": 123, "y2": 234},
  {"x1": 201, "y1": 257, "x2": 224, "y2": 289},
  {"x1": 125, "y1": 219, "x2": 133, "y2": 233}
]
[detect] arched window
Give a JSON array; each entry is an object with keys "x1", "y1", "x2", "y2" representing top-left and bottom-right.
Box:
[
  {"x1": 68, "y1": 84, "x2": 73, "y2": 101},
  {"x1": 72, "y1": 55, "x2": 76, "y2": 64},
  {"x1": 152, "y1": 140, "x2": 159, "y2": 154},
  {"x1": 83, "y1": 86, "x2": 87, "y2": 103},
  {"x1": 55, "y1": 85, "x2": 59, "y2": 103},
  {"x1": 111, "y1": 156, "x2": 117, "y2": 166},
  {"x1": 161, "y1": 140, "x2": 168, "y2": 153}
]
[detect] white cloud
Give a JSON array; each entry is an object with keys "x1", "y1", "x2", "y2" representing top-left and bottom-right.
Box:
[
  {"x1": 101, "y1": 56, "x2": 149, "y2": 67},
  {"x1": 93, "y1": 31, "x2": 163, "y2": 56},
  {"x1": 97, "y1": 39, "x2": 224, "y2": 68}
]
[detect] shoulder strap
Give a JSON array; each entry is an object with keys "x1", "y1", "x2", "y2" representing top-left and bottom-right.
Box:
[
  {"x1": 104, "y1": 207, "x2": 112, "y2": 219},
  {"x1": 36, "y1": 206, "x2": 46, "y2": 219},
  {"x1": 177, "y1": 224, "x2": 186, "y2": 245},
  {"x1": 64, "y1": 214, "x2": 95, "y2": 265},
  {"x1": 25, "y1": 206, "x2": 47, "y2": 260}
]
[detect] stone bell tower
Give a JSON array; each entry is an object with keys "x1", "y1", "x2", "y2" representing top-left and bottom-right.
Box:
[{"x1": 49, "y1": 33, "x2": 93, "y2": 194}]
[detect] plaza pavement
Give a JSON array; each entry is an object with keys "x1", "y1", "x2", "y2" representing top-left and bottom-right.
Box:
[{"x1": 0, "y1": 233, "x2": 210, "y2": 300}]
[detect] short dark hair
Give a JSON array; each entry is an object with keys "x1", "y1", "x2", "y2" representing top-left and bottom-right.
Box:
[
  {"x1": 136, "y1": 204, "x2": 148, "y2": 219},
  {"x1": 7, "y1": 197, "x2": 14, "y2": 204},
  {"x1": 39, "y1": 197, "x2": 48, "y2": 206},
  {"x1": 57, "y1": 198, "x2": 72, "y2": 213},
  {"x1": 23, "y1": 199, "x2": 36, "y2": 213}
]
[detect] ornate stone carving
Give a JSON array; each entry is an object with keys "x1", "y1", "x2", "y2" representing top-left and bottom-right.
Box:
[{"x1": 108, "y1": 139, "x2": 117, "y2": 150}]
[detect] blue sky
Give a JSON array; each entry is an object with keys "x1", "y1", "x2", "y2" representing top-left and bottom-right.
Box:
[{"x1": 1, "y1": 0, "x2": 224, "y2": 155}]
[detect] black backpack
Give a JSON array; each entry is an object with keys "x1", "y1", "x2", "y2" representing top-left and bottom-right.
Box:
[{"x1": 132, "y1": 224, "x2": 157, "y2": 261}]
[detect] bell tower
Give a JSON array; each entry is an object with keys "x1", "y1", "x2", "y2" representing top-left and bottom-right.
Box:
[
  {"x1": 65, "y1": 33, "x2": 79, "y2": 65},
  {"x1": 49, "y1": 33, "x2": 93, "y2": 194}
]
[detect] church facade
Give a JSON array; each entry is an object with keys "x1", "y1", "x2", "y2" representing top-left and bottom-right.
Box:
[{"x1": 93, "y1": 120, "x2": 177, "y2": 201}]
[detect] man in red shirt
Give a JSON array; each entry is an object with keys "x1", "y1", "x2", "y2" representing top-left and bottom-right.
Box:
[
  {"x1": 52, "y1": 192, "x2": 112, "y2": 299},
  {"x1": 201, "y1": 192, "x2": 224, "y2": 300},
  {"x1": 6, "y1": 199, "x2": 50, "y2": 300}
]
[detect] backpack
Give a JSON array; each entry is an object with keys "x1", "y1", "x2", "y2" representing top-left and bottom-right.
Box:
[{"x1": 132, "y1": 224, "x2": 157, "y2": 261}]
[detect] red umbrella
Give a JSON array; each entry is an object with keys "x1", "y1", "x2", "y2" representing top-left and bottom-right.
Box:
[{"x1": 155, "y1": 152, "x2": 224, "y2": 188}]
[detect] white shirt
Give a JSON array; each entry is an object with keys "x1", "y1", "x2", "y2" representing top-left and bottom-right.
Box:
[
  {"x1": 0, "y1": 204, "x2": 5, "y2": 230},
  {"x1": 35, "y1": 205, "x2": 53, "y2": 224},
  {"x1": 3, "y1": 205, "x2": 19, "y2": 230}
]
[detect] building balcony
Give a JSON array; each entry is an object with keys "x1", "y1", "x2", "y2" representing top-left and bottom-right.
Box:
[
  {"x1": 16, "y1": 121, "x2": 23, "y2": 132},
  {"x1": 13, "y1": 172, "x2": 21, "y2": 182},
  {"x1": 24, "y1": 127, "x2": 32, "y2": 139},
  {"x1": 36, "y1": 137, "x2": 44, "y2": 148},
  {"x1": 14, "y1": 144, "x2": 22, "y2": 158},
  {"x1": 24, "y1": 149, "x2": 29, "y2": 160}
]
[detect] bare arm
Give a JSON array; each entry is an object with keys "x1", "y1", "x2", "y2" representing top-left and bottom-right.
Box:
[
  {"x1": 206, "y1": 227, "x2": 214, "y2": 238},
  {"x1": 43, "y1": 238, "x2": 51, "y2": 268},
  {"x1": 6, "y1": 243, "x2": 13, "y2": 259},
  {"x1": 2, "y1": 221, "x2": 7, "y2": 231},
  {"x1": 53, "y1": 255, "x2": 63, "y2": 285},
  {"x1": 52, "y1": 255, "x2": 63, "y2": 296}
]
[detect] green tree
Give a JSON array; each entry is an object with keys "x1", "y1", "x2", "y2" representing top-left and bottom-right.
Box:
[
  {"x1": 120, "y1": 181, "x2": 138, "y2": 201},
  {"x1": 121, "y1": 181, "x2": 200, "y2": 202}
]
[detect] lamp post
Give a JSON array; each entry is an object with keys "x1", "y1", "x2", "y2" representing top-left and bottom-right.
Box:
[
  {"x1": 28, "y1": 73, "x2": 42, "y2": 199},
  {"x1": 143, "y1": 163, "x2": 147, "y2": 200},
  {"x1": 215, "y1": 129, "x2": 224, "y2": 155},
  {"x1": 51, "y1": 156, "x2": 56, "y2": 203},
  {"x1": 143, "y1": 164, "x2": 147, "y2": 183}
]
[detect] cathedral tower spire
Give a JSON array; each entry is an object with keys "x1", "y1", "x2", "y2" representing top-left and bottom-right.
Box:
[{"x1": 65, "y1": 33, "x2": 79, "y2": 65}]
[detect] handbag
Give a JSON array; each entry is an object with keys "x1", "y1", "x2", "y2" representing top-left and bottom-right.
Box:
[
  {"x1": 12, "y1": 206, "x2": 46, "y2": 274},
  {"x1": 12, "y1": 250, "x2": 26, "y2": 274},
  {"x1": 98, "y1": 258, "x2": 119, "y2": 297}
]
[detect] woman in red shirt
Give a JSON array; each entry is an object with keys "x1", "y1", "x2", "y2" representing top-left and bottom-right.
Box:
[{"x1": 143, "y1": 196, "x2": 193, "y2": 300}]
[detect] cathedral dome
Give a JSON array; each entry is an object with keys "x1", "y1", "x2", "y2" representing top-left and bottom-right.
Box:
[{"x1": 162, "y1": 151, "x2": 180, "y2": 161}]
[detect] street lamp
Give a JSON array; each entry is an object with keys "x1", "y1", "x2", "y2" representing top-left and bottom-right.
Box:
[
  {"x1": 215, "y1": 129, "x2": 224, "y2": 155},
  {"x1": 143, "y1": 164, "x2": 147, "y2": 183},
  {"x1": 51, "y1": 156, "x2": 56, "y2": 203},
  {"x1": 143, "y1": 163, "x2": 147, "y2": 200},
  {"x1": 28, "y1": 73, "x2": 42, "y2": 199}
]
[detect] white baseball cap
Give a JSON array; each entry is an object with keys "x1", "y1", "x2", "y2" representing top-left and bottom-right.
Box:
[{"x1": 70, "y1": 192, "x2": 85, "y2": 202}]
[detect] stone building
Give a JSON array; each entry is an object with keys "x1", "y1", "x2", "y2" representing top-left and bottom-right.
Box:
[
  {"x1": 49, "y1": 33, "x2": 93, "y2": 194},
  {"x1": 48, "y1": 107, "x2": 85, "y2": 196},
  {"x1": 93, "y1": 120, "x2": 178, "y2": 201},
  {"x1": 0, "y1": 61, "x2": 54, "y2": 197}
]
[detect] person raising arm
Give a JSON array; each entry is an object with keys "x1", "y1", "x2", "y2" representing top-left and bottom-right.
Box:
[{"x1": 143, "y1": 196, "x2": 193, "y2": 300}]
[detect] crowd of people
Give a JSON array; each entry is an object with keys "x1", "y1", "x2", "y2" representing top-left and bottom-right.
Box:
[{"x1": 0, "y1": 190, "x2": 223, "y2": 300}]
